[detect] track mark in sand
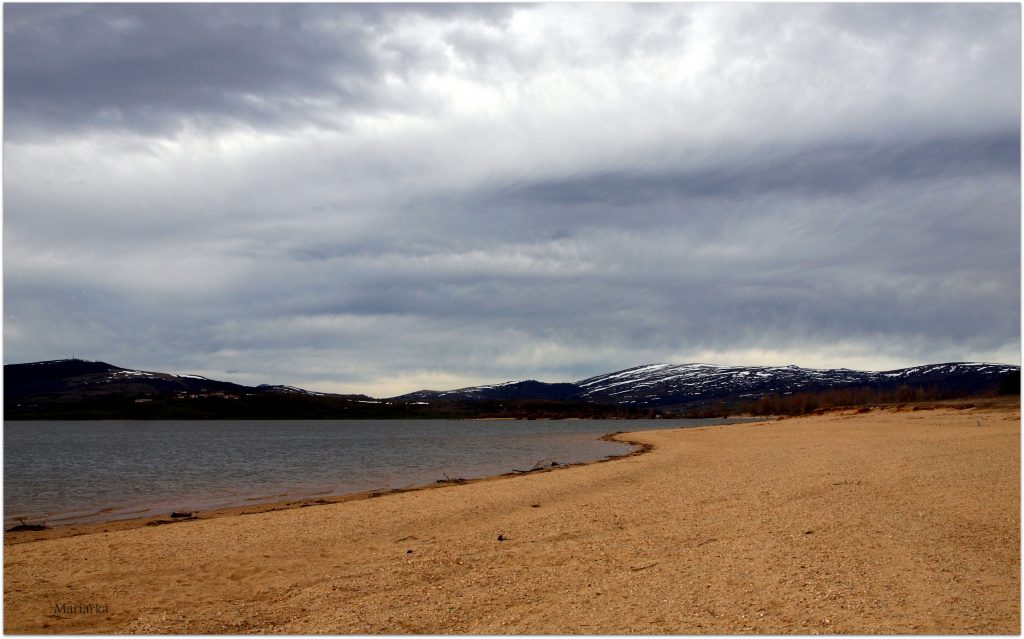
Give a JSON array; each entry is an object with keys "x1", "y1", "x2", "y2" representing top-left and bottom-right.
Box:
[{"x1": 630, "y1": 562, "x2": 659, "y2": 571}]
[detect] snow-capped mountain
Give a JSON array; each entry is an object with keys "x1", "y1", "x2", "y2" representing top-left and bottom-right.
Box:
[
  {"x1": 3, "y1": 359, "x2": 324, "y2": 400},
  {"x1": 576, "y1": 362, "x2": 1018, "y2": 407},
  {"x1": 6, "y1": 358, "x2": 1018, "y2": 414},
  {"x1": 4, "y1": 359, "x2": 394, "y2": 420},
  {"x1": 397, "y1": 362, "x2": 1019, "y2": 408}
]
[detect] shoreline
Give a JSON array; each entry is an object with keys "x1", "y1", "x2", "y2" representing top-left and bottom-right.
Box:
[
  {"x1": 5, "y1": 399, "x2": 1018, "y2": 633},
  {"x1": 0, "y1": 404, "x2": 989, "y2": 542},
  {"x1": 3, "y1": 430, "x2": 655, "y2": 545}
]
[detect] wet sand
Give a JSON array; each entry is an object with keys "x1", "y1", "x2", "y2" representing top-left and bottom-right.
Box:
[{"x1": 4, "y1": 400, "x2": 1019, "y2": 633}]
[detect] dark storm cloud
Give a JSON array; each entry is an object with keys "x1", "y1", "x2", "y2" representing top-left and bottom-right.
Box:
[{"x1": 3, "y1": 3, "x2": 512, "y2": 139}]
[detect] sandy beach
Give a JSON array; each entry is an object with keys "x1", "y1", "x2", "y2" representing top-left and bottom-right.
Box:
[{"x1": 4, "y1": 400, "x2": 1019, "y2": 634}]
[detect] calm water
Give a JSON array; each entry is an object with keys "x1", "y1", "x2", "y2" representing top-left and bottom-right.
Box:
[{"x1": 4, "y1": 418, "x2": 742, "y2": 526}]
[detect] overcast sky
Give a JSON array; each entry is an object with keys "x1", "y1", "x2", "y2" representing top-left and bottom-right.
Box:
[{"x1": 4, "y1": 3, "x2": 1020, "y2": 396}]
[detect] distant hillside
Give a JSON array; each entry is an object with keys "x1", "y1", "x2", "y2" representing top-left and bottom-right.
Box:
[
  {"x1": 574, "y1": 362, "x2": 1019, "y2": 408},
  {"x1": 3, "y1": 359, "x2": 635, "y2": 420},
  {"x1": 5, "y1": 358, "x2": 1018, "y2": 419},
  {"x1": 4, "y1": 359, "x2": 375, "y2": 419},
  {"x1": 398, "y1": 379, "x2": 580, "y2": 402},
  {"x1": 5, "y1": 359, "x2": 250, "y2": 400},
  {"x1": 396, "y1": 362, "x2": 1019, "y2": 409}
]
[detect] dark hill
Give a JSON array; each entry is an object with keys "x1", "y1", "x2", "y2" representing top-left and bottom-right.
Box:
[
  {"x1": 398, "y1": 380, "x2": 581, "y2": 402},
  {"x1": 5, "y1": 358, "x2": 1018, "y2": 419}
]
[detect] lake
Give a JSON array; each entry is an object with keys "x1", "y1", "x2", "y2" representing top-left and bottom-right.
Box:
[{"x1": 4, "y1": 417, "x2": 745, "y2": 526}]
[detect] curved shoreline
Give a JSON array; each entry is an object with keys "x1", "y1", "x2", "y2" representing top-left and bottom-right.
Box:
[
  {"x1": 4, "y1": 400, "x2": 1018, "y2": 633},
  {"x1": 3, "y1": 428, "x2": 659, "y2": 545}
]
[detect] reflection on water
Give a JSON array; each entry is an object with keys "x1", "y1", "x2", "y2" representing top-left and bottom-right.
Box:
[{"x1": 4, "y1": 418, "x2": 742, "y2": 526}]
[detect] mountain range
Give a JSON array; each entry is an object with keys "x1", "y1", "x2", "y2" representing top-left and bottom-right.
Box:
[
  {"x1": 5, "y1": 358, "x2": 1016, "y2": 420},
  {"x1": 4, "y1": 359, "x2": 377, "y2": 420},
  {"x1": 395, "y1": 362, "x2": 1019, "y2": 409},
  {"x1": 4, "y1": 358, "x2": 333, "y2": 401}
]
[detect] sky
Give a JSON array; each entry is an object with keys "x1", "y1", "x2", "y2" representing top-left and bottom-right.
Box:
[{"x1": 3, "y1": 3, "x2": 1021, "y2": 397}]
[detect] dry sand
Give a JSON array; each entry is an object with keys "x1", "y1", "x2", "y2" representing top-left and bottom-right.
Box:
[{"x1": 4, "y1": 400, "x2": 1019, "y2": 633}]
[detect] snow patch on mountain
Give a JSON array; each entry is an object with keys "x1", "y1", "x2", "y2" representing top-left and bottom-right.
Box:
[
  {"x1": 574, "y1": 362, "x2": 1017, "y2": 407},
  {"x1": 397, "y1": 361, "x2": 1017, "y2": 408}
]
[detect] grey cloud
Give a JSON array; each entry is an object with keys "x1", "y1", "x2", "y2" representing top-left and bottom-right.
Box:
[
  {"x1": 419, "y1": 132, "x2": 1019, "y2": 255},
  {"x1": 4, "y1": 3, "x2": 512, "y2": 139},
  {"x1": 491, "y1": 134, "x2": 1018, "y2": 207}
]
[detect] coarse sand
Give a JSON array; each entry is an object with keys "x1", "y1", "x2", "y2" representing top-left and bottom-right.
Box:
[{"x1": 4, "y1": 400, "x2": 1019, "y2": 633}]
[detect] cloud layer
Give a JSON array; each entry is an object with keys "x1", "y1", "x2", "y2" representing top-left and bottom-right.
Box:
[{"x1": 5, "y1": 3, "x2": 1020, "y2": 395}]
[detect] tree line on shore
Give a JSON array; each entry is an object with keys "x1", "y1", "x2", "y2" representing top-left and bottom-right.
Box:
[
  {"x1": 679, "y1": 372, "x2": 1020, "y2": 419},
  {"x1": 8, "y1": 371, "x2": 1018, "y2": 421}
]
